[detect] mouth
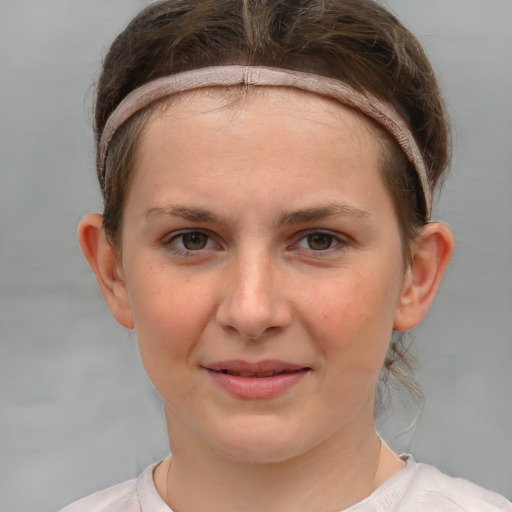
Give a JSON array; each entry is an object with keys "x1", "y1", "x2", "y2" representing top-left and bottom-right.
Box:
[
  {"x1": 204, "y1": 360, "x2": 310, "y2": 376},
  {"x1": 214, "y1": 369, "x2": 305, "y2": 378},
  {"x1": 203, "y1": 361, "x2": 311, "y2": 399}
]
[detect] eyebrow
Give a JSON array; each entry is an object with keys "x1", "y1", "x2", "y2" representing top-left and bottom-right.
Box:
[
  {"x1": 143, "y1": 205, "x2": 233, "y2": 225},
  {"x1": 143, "y1": 203, "x2": 371, "y2": 226},
  {"x1": 276, "y1": 203, "x2": 372, "y2": 226}
]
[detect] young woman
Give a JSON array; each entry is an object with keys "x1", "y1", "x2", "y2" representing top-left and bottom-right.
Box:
[{"x1": 62, "y1": 1, "x2": 512, "y2": 510}]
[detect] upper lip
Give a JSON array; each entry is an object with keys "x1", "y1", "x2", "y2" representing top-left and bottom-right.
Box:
[{"x1": 203, "y1": 360, "x2": 310, "y2": 377}]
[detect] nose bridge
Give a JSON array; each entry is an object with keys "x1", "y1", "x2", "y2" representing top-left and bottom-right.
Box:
[
  {"x1": 217, "y1": 243, "x2": 290, "y2": 340},
  {"x1": 237, "y1": 246, "x2": 273, "y2": 310}
]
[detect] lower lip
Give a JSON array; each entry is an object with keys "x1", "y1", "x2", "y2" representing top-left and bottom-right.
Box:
[{"x1": 206, "y1": 369, "x2": 310, "y2": 399}]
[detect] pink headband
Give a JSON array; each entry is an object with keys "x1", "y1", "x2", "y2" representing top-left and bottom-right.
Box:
[{"x1": 99, "y1": 65, "x2": 431, "y2": 217}]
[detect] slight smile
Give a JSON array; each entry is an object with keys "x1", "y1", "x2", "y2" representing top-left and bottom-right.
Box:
[{"x1": 203, "y1": 360, "x2": 312, "y2": 399}]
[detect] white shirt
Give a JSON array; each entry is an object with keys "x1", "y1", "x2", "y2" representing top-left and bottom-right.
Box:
[{"x1": 59, "y1": 456, "x2": 512, "y2": 511}]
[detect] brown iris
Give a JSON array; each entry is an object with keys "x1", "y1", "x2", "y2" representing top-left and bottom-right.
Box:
[
  {"x1": 307, "y1": 233, "x2": 333, "y2": 250},
  {"x1": 182, "y1": 232, "x2": 209, "y2": 250}
]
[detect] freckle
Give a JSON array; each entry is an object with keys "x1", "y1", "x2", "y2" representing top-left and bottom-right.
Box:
[{"x1": 323, "y1": 314, "x2": 329, "y2": 320}]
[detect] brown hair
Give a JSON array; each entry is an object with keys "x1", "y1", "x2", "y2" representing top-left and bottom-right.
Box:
[{"x1": 94, "y1": 0, "x2": 450, "y2": 407}]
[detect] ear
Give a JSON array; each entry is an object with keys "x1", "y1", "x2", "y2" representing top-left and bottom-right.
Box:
[
  {"x1": 77, "y1": 214, "x2": 134, "y2": 329},
  {"x1": 393, "y1": 222, "x2": 454, "y2": 331}
]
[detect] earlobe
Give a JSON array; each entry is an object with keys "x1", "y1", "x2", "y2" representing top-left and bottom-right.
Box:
[
  {"x1": 77, "y1": 214, "x2": 135, "y2": 329},
  {"x1": 393, "y1": 222, "x2": 454, "y2": 331}
]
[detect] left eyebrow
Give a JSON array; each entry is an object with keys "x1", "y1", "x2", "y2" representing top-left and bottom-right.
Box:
[{"x1": 276, "y1": 203, "x2": 372, "y2": 227}]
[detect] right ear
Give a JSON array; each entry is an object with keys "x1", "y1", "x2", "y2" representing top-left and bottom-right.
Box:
[{"x1": 77, "y1": 214, "x2": 134, "y2": 329}]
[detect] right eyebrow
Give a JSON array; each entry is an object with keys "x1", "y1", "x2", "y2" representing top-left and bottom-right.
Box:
[{"x1": 142, "y1": 205, "x2": 233, "y2": 226}]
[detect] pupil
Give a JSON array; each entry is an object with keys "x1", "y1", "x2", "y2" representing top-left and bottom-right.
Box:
[
  {"x1": 183, "y1": 232, "x2": 207, "y2": 250},
  {"x1": 308, "y1": 233, "x2": 332, "y2": 250}
]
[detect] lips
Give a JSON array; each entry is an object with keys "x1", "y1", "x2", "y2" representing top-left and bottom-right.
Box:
[
  {"x1": 218, "y1": 369, "x2": 301, "y2": 378},
  {"x1": 203, "y1": 360, "x2": 310, "y2": 399}
]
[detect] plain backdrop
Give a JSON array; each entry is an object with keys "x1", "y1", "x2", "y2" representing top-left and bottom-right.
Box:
[{"x1": 1, "y1": 1, "x2": 511, "y2": 511}]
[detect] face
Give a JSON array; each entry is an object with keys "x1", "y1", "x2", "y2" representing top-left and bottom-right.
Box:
[{"x1": 118, "y1": 88, "x2": 409, "y2": 464}]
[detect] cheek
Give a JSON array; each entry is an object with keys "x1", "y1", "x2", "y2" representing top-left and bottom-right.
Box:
[
  {"x1": 126, "y1": 265, "x2": 217, "y2": 373},
  {"x1": 300, "y1": 266, "x2": 399, "y2": 369}
]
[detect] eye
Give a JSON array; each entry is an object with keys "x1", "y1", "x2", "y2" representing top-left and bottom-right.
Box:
[
  {"x1": 294, "y1": 231, "x2": 344, "y2": 252},
  {"x1": 165, "y1": 230, "x2": 216, "y2": 252},
  {"x1": 180, "y1": 232, "x2": 210, "y2": 250},
  {"x1": 306, "y1": 233, "x2": 335, "y2": 250}
]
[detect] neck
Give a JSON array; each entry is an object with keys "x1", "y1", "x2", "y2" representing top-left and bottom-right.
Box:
[{"x1": 154, "y1": 415, "x2": 404, "y2": 512}]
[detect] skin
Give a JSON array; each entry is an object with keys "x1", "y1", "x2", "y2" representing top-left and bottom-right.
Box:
[{"x1": 79, "y1": 88, "x2": 453, "y2": 512}]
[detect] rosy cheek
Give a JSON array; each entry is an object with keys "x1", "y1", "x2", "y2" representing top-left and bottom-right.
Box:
[
  {"x1": 304, "y1": 276, "x2": 390, "y2": 363},
  {"x1": 313, "y1": 281, "x2": 363, "y2": 325},
  {"x1": 135, "y1": 276, "x2": 215, "y2": 351}
]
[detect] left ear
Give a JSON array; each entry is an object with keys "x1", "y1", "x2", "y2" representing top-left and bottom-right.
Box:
[{"x1": 393, "y1": 221, "x2": 454, "y2": 331}]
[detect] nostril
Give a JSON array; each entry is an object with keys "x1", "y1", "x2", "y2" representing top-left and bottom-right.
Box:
[{"x1": 215, "y1": 269, "x2": 292, "y2": 340}]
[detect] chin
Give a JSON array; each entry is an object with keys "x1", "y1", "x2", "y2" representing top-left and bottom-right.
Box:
[{"x1": 208, "y1": 416, "x2": 314, "y2": 465}]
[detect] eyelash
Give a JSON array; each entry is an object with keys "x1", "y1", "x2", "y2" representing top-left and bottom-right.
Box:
[
  {"x1": 161, "y1": 229, "x2": 348, "y2": 257},
  {"x1": 291, "y1": 230, "x2": 347, "y2": 255},
  {"x1": 162, "y1": 230, "x2": 219, "y2": 256}
]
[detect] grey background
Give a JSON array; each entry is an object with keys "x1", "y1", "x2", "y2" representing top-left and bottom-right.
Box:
[{"x1": 1, "y1": 1, "x2": 511, "y2": 510}]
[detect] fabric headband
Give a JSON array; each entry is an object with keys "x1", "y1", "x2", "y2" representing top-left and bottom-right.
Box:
[{"x1": 99, "y1": 65, "x2": 432, "y2": 217}]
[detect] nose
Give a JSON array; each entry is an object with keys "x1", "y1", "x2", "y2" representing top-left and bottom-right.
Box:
[{"x1": 215, "y1": 248, "x2": 292, "y2": 341}]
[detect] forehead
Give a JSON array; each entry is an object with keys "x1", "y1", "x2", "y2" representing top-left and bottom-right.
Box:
[
  {"x1": 137, "y1": 86, "x2": 390, "y2": 172},
  {"x1": 146, "y1": 85, "x2": 388, "y2": 139},
  {"x1": 127, "y1": 87, "x2": 395, "y2": 225}
]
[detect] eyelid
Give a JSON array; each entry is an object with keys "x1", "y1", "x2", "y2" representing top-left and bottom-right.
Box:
[
  {"x1": 290, "y1": 229, "x2": 349, "y2": 253},
  {"x1": 162, "y1": 228, "x2": 222, "y2": 254}
]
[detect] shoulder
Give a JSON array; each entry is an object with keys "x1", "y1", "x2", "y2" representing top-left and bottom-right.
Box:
[
  {"x1": 399, "y1": 459, "x2": 512, "y2": 511},
  {"x1": 58, "y1": 478, "x2": 139, "y2": 512},
  {"x1": 58, "y1": 463, "x2": 164, "y2": 512}
]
